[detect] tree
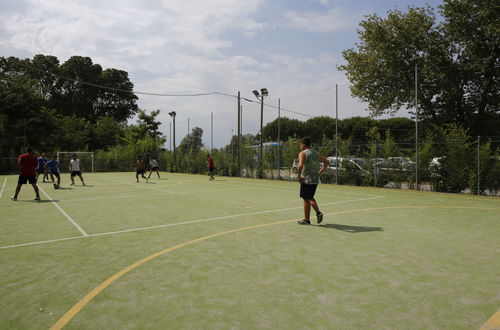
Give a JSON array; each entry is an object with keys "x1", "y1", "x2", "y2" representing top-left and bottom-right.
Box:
[
  {"x1": 340, "y1": 1, "x2": 499, "y2": 135},
  {"x1": 179, "y1": 127, "x2": 204, "y2": 154}
]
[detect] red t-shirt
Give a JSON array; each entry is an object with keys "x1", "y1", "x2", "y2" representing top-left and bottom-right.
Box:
[
  {"x1": 207, "y1": 157, "x2": 214, "y2": 168},
  {"x1": 18, "y1": 153, "x2": 37, "y2": 176}
]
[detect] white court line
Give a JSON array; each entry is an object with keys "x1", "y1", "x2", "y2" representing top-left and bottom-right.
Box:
[
  {"x1": 0, "y1": 195, "x2": 384, "y2": 249},
  {"x1": 0, "y1": 178, "x2": 6, "y2": 200},
  {"x1": 38, "y1": 186, "x2": 88, "y2": 236}
]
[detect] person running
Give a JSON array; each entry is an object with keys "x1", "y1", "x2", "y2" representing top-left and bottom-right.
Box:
[
  {"x1": 207, "y1": 154, "x2": 215, "y2": 181},
  {"x1": 147, "y1": 156, "x2": 161, "y2": 179},
  {"x1": 69, "y1": 154, "x2": 86, "y2": 186},
  {"x1": 45, "y1": 154, "x2": 61, "y2": 189},
  {"x1": 11, "y1": 147, "x2": 41, "y2": 201},
  {"x1": 36, "y1": 152, "x2": 49, "y2": 182},
  {"x1": 296, "y1": 137, "x2": 329, "y2": 225},
  {"x1": 136, "y1": 156, "x2": 148, "y2": 183}
]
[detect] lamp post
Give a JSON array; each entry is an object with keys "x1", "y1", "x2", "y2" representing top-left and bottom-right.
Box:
[
  {"x1": 168, "y1": 111, "x2": 176, "y2": 171},
  {"x1": 252, "y1": 88, "x2": 268, "y2": 178}
]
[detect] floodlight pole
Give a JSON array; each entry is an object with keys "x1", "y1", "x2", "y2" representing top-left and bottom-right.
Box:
[
  {"x1": 278, "y1": 98, "x2": 281, "y2": 180},
  {"x1": 169, "y1": 111, "x2": 177, "y2": 171},
  {"x1": 237, "y1": 91, "x2": 241, "y2": 177},
  {"x1": 335, "y1": 84, "x2": 339, "y2": 185},
  {"x1": 415, "y1": 64, "x2": 419, "y2": 191},
  {"x1": 211, "y1": 112, "x2": 213, "y2": 152},
  {"x1": 259, "y1": 93, "x2": 264, "y2": 179}
]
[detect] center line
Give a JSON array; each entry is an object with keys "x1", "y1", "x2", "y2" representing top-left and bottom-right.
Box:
[{"x1": 38, "y1": 186, "x2": 88, "y2": 236}]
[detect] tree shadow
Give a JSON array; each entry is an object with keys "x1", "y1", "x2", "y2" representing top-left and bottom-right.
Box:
[{"x1": 319, "y1": 223, "x2": 384, "y2": 233}]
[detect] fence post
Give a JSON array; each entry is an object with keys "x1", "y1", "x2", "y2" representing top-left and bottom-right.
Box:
[{"x1": 477, "y1": 136, "x2": 480, "y2": 195}]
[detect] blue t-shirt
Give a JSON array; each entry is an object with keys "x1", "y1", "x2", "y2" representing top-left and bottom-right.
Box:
[
  {"x1": 37, "y1": 157, "x2": 48, "y2": 169},
  {"x1": 46, "y1": 160, "x2": 59, "y2": 173}
]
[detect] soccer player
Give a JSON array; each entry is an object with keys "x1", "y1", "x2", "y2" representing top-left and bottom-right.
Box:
[
  {"x1": 207, "y1": 154, "x2": 215, "y2": 181},
  {"x1": 296, "y1": 137, "x2": 329, "y2": 225},
  {"x1": 147, "y1": 156, "x2": 161, "y2": 179},
  {"x1": 136, "y1": 156, "x2": 148, "y2": 183},
  {"x1": 45, "y1": 154, "x2": 61, "y2": 189},
  {"x1": 11, "y1": 147, "x2": 41, "y2": 201},
  {"x1": 36, "y1": 152, "x2": 49, "y2": 182},
  {"x1": 69, "y1": 154, "x2": 86, "y2": 186}
]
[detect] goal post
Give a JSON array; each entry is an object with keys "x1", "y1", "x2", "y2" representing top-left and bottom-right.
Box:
[{"x1": 57, "y1": 152, "x2": 94, "y2": 173}]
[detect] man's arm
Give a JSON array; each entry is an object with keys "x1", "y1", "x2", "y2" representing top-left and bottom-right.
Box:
[
  {"x1": 318, "y1": 155, "x2": 330, "y2": 174},
  {"x1": 68, "y1": 160, "x2": 72, "y2": 171},
  {"x1": 297, "y1": 151, "x2": 306, "y2": 182}
]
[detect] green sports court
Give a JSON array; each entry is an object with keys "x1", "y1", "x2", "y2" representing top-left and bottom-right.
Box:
[{"x1": 1, "y1": 172, "x2": 499, "y2": 329}]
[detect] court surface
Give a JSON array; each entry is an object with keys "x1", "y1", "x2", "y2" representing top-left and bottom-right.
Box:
[{"x1": 0, "y1": 172, "x2": 499, "y2": 329}]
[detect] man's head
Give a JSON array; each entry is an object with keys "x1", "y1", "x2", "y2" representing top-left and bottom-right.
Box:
[
  {"x1": 41, "y1": 152, "x2": 46, "y2": 157},
  {"x1": 27, "y1": 147, "x2": 33, "y2": 154},
  {"x1": 300, "y1": 137, "x2": 312, "y2": 150},
  {"x1": 207, "y1": 154, "x2": 211, "y2": 158},
  {"x1": 72, "y1": 154, "x2": 77, "y2": 159},
  {"x1": 53, "y1": 154, "x2": 58, "y2": 160},
  {"x1": 136, "y1": 156, "x2": 141, "y2": 160}
]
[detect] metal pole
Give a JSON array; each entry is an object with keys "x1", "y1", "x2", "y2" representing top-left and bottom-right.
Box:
[
  {"x1": 173, "y1": 116, "x2": 176, "y2": 171},
  {"x1": 477, "y1": 135, "x2": 480, "y2": 195},
  {"x1": 188, "y1": 118, "x2": 190, "y2": 135},
  {"x1": 278, "y1": 98, "x2": 281, "y2": 180},
  {"x1": 237, "y1": 91, "x2": 241, "y2": 177},
  {"x1": 335, "y1": 84, "x2": 339, "y2": 185},
  {"x1": 211, "y1": 112, "x2": 213, "y2": 152},
  {"x1": 259, "y1": 94, "x2": 264, "y2": 179},
  {"x1": 169, "y1": 122, "x2": 172, "y2": 151},
  {"x1": 415, "y1": 64, "x2": 419, "y2": 191}
]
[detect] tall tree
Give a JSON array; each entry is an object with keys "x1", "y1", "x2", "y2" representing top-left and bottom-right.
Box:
[
  {"x1": 179, "y1": 127, "x2": 204, "y2": 154},
  {"x1": 340, "y1": 1, "x2": 499, "y2": 135}
]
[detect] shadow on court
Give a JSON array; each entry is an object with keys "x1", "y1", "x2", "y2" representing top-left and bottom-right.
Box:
[{"x1": 319, "y1": 223, "x2": 384, "y2": 233}]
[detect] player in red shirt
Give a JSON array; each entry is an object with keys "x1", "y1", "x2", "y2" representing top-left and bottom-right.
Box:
[
  {"x1": 207, "y1": 154, "x2": 215, "y2": 181},
  {"x1": 11, "y1": 147, "x2": 41, "y2": 201}
]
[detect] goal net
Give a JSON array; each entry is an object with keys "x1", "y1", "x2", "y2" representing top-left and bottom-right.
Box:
[{"x1": 57, "y1": 152, "x2": 94, "y2": 173}]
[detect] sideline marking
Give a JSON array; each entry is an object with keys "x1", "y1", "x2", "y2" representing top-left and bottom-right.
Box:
[
  {"x1": 38, "y1": 186, "x2": 88, "y2": 236},
  {"x1": 481, "y1": 309, "x2": 500, "y2": 330},
  {"x1": 50, "y1": 205, "x2": 499, "y2": 329},
  {"x1": 0, "y1": 178, "x2": 6, "y2": 200},
  {"x1": 0, "y1": 196, "x2": 383, "y2": 249}
]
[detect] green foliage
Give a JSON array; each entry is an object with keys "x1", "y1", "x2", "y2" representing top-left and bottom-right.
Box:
[
  {"x1": 178, "y1": 127, "x2": 204, "y2": 155},
  {"x1": 340, "y1": 1, "x2": 499, "y2": 135}
]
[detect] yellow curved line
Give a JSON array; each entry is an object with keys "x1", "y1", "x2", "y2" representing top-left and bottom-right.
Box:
[
  {"x1": 480, "y1": 309, "x2": 500, "y2": 330},
  {"x1": 50, "y1": 205, "x2": 499, "y2": 329}
]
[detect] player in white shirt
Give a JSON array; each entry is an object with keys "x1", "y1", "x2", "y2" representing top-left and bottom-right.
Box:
[
  {"x1": 69, "y1": 154, "x2": 86, "y2": 186},
  {"x1": 147, "y1": 156, "x2": 161, "y2": 179}
]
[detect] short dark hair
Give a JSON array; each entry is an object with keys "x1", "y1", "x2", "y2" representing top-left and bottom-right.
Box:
[
  {"x1": 26, "y1": 147, "x2": 33, "y2": 153},
  {"x1": 300, "y1": 137, "x2": 312, "y2": 147}
]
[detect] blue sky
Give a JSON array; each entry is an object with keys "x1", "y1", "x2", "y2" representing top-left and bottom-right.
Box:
[{"x1": 0, "y1": 0, "x2": 444, "y2": 148}]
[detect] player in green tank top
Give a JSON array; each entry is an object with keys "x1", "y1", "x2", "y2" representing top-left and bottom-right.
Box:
[{"x1": 297, "y1": 137, "x2": 330, "y2": 225}]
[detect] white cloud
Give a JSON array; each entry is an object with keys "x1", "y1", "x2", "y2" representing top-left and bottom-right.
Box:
[
  {"x1": 0, "y1": 0, "x2": 374, "y2": 148},
  {"x1": 284, "y1": 9, "x2": 351, "y2": 33}
]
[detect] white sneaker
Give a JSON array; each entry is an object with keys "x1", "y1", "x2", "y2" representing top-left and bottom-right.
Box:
[{"x1": 11, "y1": 196, "x2": 17, "y2": 201}]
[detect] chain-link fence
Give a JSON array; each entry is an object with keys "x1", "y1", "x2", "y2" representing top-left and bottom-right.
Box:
[{"x1": 1, "y1": 136, "x2": 499, "y2": 196}]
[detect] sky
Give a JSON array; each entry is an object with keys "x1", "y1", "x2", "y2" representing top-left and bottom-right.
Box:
[{"x1": 0, "y1": 0, "x2": 444, "y2": 148}]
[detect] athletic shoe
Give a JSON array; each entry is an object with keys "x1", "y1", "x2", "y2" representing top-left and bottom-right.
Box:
[
  {"x1": 297, "y1": 219, "x2": 311, "y2": 225},
  {"x1": 70, "y1": 183, "x2": 74, "y2": 186},
  {"x1": 11, "y1": 196, "x2": 17, "y2": 201},
  {"x1": 317, "y1": 212, "x2": 324, "y2": 224},
  {"x1": 34, "y1": 196, "x2": 40, "y2": 201}
]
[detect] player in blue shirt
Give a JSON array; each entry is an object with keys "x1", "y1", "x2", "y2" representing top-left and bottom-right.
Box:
[
  {"x1": 45, "y1": 155, "x2": 61, "y2": 189},
  {"x1": 36, "y1": 153, "x2": 49, "y2": 182}
]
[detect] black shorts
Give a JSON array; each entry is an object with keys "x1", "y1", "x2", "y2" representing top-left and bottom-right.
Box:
[
  {"x1": 37, "y1": 167, "x2": 45, "y2": 173},
  {"x1": 208, "y1": 167, "x2": 214, "y2": 173},
  {"x1": 71, "y1": 171, "x2": 82, "y2": 177},
  {"x1": 151, "y1": 166, "x2": 159, "y2": 171},
  {"x1": 136, "y1": 169, "x2": 145, "y2": 175},
  {"x1": 300, "y1": 183, "x2": 318, "y2": 200},
  {"x1": 18, "y1": 175, "x2": 37, "y2": 184},
  {"x1": 50, "y1": 171, "x2": 60, "y2": 178}
]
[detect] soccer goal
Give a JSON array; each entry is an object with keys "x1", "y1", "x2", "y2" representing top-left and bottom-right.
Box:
[{"x1": 57, "y1": 152, "x2": 94, "y2": 173}]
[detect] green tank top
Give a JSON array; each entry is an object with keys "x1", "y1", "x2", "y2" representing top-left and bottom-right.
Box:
[{"x1": 302, "y1": 149, "x2": 320, "y2": 184}]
